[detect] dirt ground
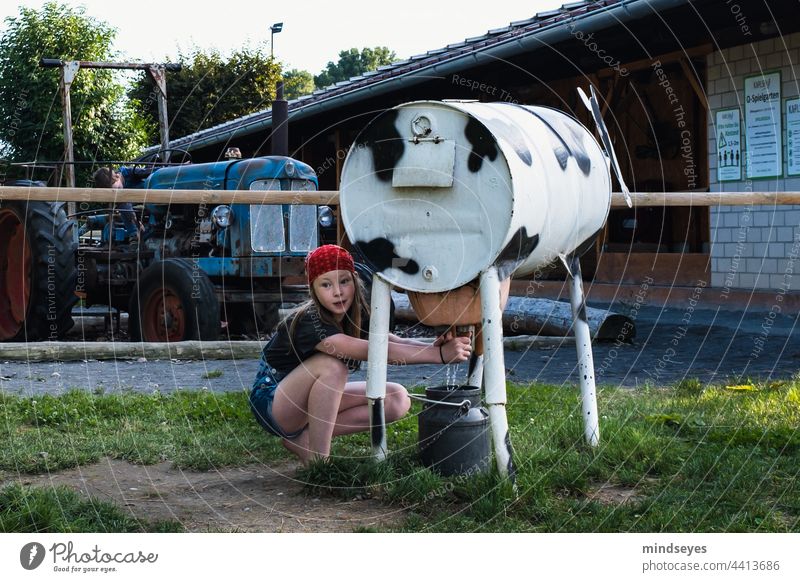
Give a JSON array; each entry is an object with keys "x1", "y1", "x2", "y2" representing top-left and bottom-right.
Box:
[{"x1": 2, "y1": 458, "x2": 406, "y2": 532}]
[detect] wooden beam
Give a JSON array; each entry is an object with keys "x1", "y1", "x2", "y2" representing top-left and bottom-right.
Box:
[
  {"x1": 0, "y1": 185, "x2": 339, "y2": 205},
  {"x1": 0, "y1": 341, "x2": 261, "y2": 362},
  {"x1": 621, "y1": 44, "x2": 712, "y2": 73},
  {"x1": 600, "y1": 75, "x2": 617, "y2": 118},
  {"x1": 680, "y1": 58, "x2": 709, "y2": 111},
  {"x1": 393, "y1": 293, "x2": 634, "y2": 341},
  {"x1": 2, "y1": 186, "x2": 800, "y2": 208},
  {"x1": 612, "y1": 191, "x2": 800, "y2": 207}
]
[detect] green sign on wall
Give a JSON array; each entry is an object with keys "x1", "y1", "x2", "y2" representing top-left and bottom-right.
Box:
[{"x1": 716, "y1": 108, "x2": 741, "y2": 182}]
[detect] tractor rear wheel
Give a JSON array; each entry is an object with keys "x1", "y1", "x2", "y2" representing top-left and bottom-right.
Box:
[
  {"x1": 0, "y1": 201, "x2": 77, "y2": 341},
  {"x1": 128, "y1": 258, "x2": 220, "y2": 342}
]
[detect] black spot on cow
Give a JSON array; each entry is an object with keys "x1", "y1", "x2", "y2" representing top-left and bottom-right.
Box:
[
  {"x1": 577, "y1": 301, "x2": 588, "y2": 324},
  {"x1": 510, "y1": 104, "x2": 592, "y2": 175},
  {"x1": 571, "y1": 226, "x2": 605, "y2": 257},
  {"x1": 552, "y1": 144, "x2": 570, "y2": 169},
  {"x1": 370, "y1": 404, "x2": 385, "y2": 448},
  {"x1": 353, "y1": 238, "x2": 420, "y2": 275},
  {"x1": 482, "y1": 115, "x2": 532, "y2": 167},
  {"x1": 564, "y1": 123, "x2": 592, "y2": 174},
  {"x1": 465, "y1": 116, "x2": 498, "y2": 172},
  {"x1": 504, "y1": 430, "x2": 517, "y2": 481},
  {"x1": 356, "y1": 110, "x2": 404, "y2": 182},
  {"x1": 466, "y1": 351, "x2": 483, "y2": 380},
  {"x1": 567, "y1": 254, "x2": 589, "y2": 323},
  {"x1": 493, "y1": 227, "x2": 540, "y2": 280}
]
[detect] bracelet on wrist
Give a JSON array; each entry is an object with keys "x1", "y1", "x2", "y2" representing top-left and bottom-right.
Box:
[{"x1": 439, "y1": 344, "x2": 446, "y2": 364}]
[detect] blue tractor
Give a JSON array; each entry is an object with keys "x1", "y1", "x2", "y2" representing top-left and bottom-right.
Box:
[
  {"x1": 98, "y1": 155, "x2": 328, "y2": 342},
  {"x1": 0, "y1": 64, "x2": 332, "y2": 342},
  {"x1": 0, "y1": 154, "x2": 331, "y2": 342}
]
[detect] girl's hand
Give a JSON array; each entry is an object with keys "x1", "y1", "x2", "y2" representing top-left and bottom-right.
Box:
[
  {"x1": 433, "y1": 329, "x2": 454, "y2": 347},
  {"x1": 440, "y1": 336, "x2": 472, "y2": 363}
]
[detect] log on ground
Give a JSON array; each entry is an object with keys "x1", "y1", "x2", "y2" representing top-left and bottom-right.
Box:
[
  {"x1": 0, "y1": 341, "x2": 262, "y2": 362},
  {"x1": 392, "y1": 293, "x2": 634, "y2": 341}
]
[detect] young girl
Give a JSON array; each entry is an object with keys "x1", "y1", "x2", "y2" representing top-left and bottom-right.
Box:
[{"x1": 250, "y1": 244, "x2": 472, "y2": 464}]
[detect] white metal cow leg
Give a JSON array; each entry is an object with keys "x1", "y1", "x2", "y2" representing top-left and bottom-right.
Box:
[
  {"x1": 568, "y1": 255, "x2": 600, "y2": 446},
  {"x1": 366, "y1": 275, "x2": 392, "y2": 460},
  {"x1": 479, "y1": 267, "x2": 515, "y2": 479}
]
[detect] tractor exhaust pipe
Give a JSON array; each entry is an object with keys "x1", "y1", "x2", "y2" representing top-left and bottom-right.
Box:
[{"x1": 271, "y1": 80, "x2": 288, "y2": 157}]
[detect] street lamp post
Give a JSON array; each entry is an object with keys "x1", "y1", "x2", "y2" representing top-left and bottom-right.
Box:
[
  {"x1": 270, "y1": 22, "x2": 283, "y2": 59},
  {"x1": 269, "y1": 22, "x2": 287, "y2": 157}
]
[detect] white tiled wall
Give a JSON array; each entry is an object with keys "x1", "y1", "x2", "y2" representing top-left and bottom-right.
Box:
[{"x1": 707, "y1": 33, "x2": 800, "y2": 291}]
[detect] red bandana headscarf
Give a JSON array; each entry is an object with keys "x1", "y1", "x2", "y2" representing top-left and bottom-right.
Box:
[{"x1": 305, "y1": 244, "x2": 355, "y2": 285}]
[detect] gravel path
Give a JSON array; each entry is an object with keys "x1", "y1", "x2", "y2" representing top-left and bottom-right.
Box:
[{"x1": 1, "y1": 304, "x2": 798, "y2": 396}]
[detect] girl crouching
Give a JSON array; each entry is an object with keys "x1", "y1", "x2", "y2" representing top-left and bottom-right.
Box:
[{"x1": 250, "y1": 244, "x2": 472, "y2": 464}]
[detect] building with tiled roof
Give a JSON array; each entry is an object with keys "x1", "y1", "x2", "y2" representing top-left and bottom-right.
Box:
[{"x1": 153, "y1": 0, "x2": 800, "y2": 305}]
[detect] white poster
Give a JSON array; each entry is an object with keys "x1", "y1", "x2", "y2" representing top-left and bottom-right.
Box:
[
  {"x1": 716, "y1": 108, "x2": 741, "y2": 182},
  {"x1": 745, "y1": 71, "x2": 782, "y2": 179},
  {"x1": 787, "y1": 97, "x2": 800, "y2": 176}
]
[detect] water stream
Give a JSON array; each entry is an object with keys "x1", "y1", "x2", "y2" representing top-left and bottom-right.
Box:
[{"x1": 444, "y1": 363, "x2": 463, "y2": 389}]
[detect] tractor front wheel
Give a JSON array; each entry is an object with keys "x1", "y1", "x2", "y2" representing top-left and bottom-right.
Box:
[{"x1": 128, "y1": 258, "x2": 220, "y2": 342}]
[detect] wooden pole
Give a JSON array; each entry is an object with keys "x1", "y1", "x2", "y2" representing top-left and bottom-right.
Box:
[
  {"x1": 393, "y1": 293, "x2": 634, "y2": 340},
  {"x1": 0, "y1": 186, "x2": 340, "y2": 205},
  {"x1": 610, "y1": 191, "x2": 800, "y2": 207},
  {"x1": 146, "y1": 65, "x2": 171, "y2": 162},
  {"x1": 59, "y1": 61, "x2": 79, "y2": 218},
  {"x1": 3, "y1": 186, "x2": 800, "y2": 207},
  {"x1": 0, "y1": 341, "x2": 262, "y2": 362}
]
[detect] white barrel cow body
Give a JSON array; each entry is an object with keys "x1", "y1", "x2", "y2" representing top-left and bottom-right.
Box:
[
  {"x1": 340, "y1": 98, "x2": 615, "y2": 477},
  {"x1": 340, "y1": 100, "x2": 612, "y2": 291}
]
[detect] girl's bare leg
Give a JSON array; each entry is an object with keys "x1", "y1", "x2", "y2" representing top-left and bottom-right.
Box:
[
  {"x1": 271, "y1": 353, "x2": 349, "y2": 462},
  {"x1": 281, "y1": 430, "x2": 310, "y2": 464},
  {"x1": 331, "y1": 381, "x2": 410, "y2": 436},
  {"x1": 272, "y1": 362, "x2": 410, "y2": 463}
]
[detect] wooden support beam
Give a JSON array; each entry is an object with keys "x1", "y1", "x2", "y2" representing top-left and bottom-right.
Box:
[
  {"x1": 680, "y1": 58, "x2": 709, "y2": 111},
  {"x1": 600, "y1": 75, "x2": 617, "y2": 118},
  {"x1": 621, "y1": 44, "x2": 712, "y2": 73}
]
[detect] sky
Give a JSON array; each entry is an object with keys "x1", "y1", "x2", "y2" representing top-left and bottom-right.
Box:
[{"x1": 0, "y1": 0, "x2": 567, "y2": 75}]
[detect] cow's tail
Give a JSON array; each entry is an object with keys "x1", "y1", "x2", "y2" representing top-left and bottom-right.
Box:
[{"x1": 578, "y1": 85, "x2": 632, "y2": 208}]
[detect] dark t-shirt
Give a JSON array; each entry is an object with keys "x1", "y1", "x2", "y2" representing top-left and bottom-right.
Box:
[{"x1": 261, "y1": 306, "x2": 365, "y2": 379}]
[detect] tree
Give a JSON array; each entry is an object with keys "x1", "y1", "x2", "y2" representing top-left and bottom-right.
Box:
[
  {"x1": 314, "y1": 47, "x2": 396, "y2": 89},
  {"x1": 282, "y1": 68, "x2": 314, "y2": 101},
  {"x1": 128, "y1": 45, "x2": 281, "y2": 142},
  {"x1": 0, "y1": 2, "x2": 147, "y2": 182}
]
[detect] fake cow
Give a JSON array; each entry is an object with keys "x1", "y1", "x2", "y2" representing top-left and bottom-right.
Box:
[{"x1": 340, "y1": 87, "x2": 630, "y2": 478}]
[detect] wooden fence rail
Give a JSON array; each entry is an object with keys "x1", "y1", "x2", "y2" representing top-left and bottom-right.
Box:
[{"x1": 2, "y1": 186, "x2": 800, "y2": 207}]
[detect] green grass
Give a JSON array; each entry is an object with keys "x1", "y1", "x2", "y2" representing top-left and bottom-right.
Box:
[
  {"x1": 0, "y1": 483, "x2": 182, "y2": 532},
  {"x1": 1, "y1": 380, "x2": 799, "y2": 532},
  {"x1": 298, "y1": 380, "x2": 800, "y2": 532},
  {"x1": 0, "y1": 389, "x2": 284, "y2": 473},
  {"x1": 201, "y1": 369, "x2": 224, "y2": 380}
]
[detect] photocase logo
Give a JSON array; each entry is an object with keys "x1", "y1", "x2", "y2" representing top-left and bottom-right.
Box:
[{"x1": 20, "y1": 542, "x2": 46, "y2": 570}]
